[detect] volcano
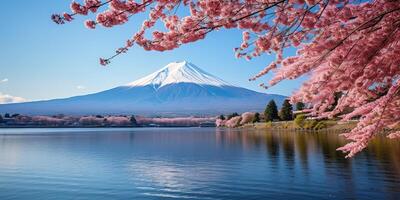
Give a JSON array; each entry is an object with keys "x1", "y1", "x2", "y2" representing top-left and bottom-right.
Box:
[{"x1": 0, "y1": 61, "x2": 286, "y2": 116}]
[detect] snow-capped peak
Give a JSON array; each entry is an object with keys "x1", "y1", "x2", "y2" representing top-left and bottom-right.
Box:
[{"x1": 126, "y1": 61, "x2": 231, "y2": 89}]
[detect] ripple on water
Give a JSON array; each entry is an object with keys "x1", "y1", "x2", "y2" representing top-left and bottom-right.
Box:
[{"x1": 0, "y1": 128, "x2": 399, "y2": 200}]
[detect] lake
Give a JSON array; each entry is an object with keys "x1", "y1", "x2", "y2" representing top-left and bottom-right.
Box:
[{"x1": 0, "y1": 128, "x2": 399, "y2": 200}]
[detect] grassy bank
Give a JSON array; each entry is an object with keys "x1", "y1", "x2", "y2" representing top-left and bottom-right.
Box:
[
  {"x1": 241, "y1": 120, "x2": 358, "y2": 132},
  {"x1": 242, "y1": 120, "x2": 400, "y2": 133}
]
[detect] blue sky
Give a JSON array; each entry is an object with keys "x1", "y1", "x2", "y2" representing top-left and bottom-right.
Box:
[{"x1": 0, "y1": 1, "x2": 306, "y2": 102}]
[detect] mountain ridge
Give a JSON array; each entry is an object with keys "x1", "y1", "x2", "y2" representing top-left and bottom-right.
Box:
[{"x1": 0, "y1": 61, "x2": 286, "y2": 116}]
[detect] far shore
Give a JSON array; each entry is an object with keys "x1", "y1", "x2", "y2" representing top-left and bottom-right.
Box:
[
  {"x1": 0, "y1": 125, "x2": 216, "y2": 129},
  {"x1": 1, "y1": 121, "x2": 398, "y2": 133}
]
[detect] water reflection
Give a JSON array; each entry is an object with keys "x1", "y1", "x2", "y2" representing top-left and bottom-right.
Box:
[
  {"x1": 0, "y1": 128, "x2": 398, "y2": 200},
  {"x1": 216, "y1": 129, "x2": 399, "y2": 171},
  {"x1": 216, "y1": 128, "x2": 400, "y2": 198}
]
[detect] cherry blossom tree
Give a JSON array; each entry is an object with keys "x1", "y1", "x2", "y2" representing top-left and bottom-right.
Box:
[
  {"x1": 32, "y1": 116, "x2": 66, "y2": 126},
  {"x1": 79, "y1": 116, "x2": 105, "y2": 125},
  {"x1": 240, "y1": 112, "x2": 256, "y2": 124},
  {"x1": 136, "y1": 116, "x2": 214, "y2": 126},
  {"x1": 53, "y1": 0, "x2": 400, "y2": 157},
  {"x1": 216, "y1": 112, "x2": 256, "y2": 127},
  {"x1": 224, "y1": 116, "x2": 243, "y2": 128}
]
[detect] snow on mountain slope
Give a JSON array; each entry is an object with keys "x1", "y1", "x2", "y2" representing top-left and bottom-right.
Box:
[{"x1": 126, "y1": 61, "x2": 230, "y2": 89}]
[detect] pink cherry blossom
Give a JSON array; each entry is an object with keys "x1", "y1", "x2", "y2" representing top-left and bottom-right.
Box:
[
  {"x1": 63, "y1": 13, "x2": 74, "y2": 22},
  {"x1": 240, "y1": 112, "x2": 255, "y2": 125},
  {"x1": 99, "y1": 58, "x2": 109, "y2": 66},
  {"x1": 216, "y1": 112, "x2": 256, "y2": 128},
  {"x1": 136, "y1": 116, "x2": 215, "y2": 126},
  {"x1": 79, "y1": 116, "x2": 104, "y2": 125},
  {"x1": 85, "y1": 20, "x2": 96, "y2": 29},
  {"x1": 224, "y1": 116, "x2": 242, "y2": 128},
  {"x1": 105, "y1": 116, "x2": 130, "y2": 125},
  {"x1": 70, "y1": 1, "x2": 88, "y2": 15}
]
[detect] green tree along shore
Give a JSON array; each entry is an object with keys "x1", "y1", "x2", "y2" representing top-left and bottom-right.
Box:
[
  {"x1": 264, "y1": 100, "x2": 279, "y2": 122},
  {"x1": 218, "y1": 99, "x2": 361, "y2": 131},
  {"x1": 280, "y1": 100, "x2": 293, "y2": 121},
  {"x1": 262, "y1": 100, "x2": 332, "y2": 130}
]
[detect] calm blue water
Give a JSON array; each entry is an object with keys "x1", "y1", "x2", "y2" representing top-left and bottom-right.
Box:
[{"x1": 0, "y1": 128, "x2": 399, "y2": 200}]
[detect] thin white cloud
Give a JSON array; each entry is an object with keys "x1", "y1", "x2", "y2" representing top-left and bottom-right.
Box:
[
  {"x1": 1, "y1": 78, "x2": 8, "y2": 83},
  {"x1": 76, "y1": 85, "x2": 86, "y2": 90},
  {"x1": 0, "y1": 93, "x2": 26, "y2": 104}
]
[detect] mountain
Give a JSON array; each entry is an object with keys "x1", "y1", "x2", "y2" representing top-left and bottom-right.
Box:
[{"x1": 0, "y1": 61, "x2": 286, "y2": 116}]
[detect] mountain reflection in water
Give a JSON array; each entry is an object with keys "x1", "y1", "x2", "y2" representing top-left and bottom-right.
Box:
[{"x1": 0, "y1": 128, "x2": 398, "y2": 200}]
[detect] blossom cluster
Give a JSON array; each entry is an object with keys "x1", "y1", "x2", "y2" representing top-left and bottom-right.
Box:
[
  {"x1": 136, "y1": 116, "x2": 215, "y2": 126},
  {"x1": 216, "y1": 112, "x2": 256, "y2": 128}
]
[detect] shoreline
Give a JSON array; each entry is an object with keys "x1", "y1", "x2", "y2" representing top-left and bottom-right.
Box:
[
  {"x1": 237, "y1": 121, "x2": 400, "y2": 133},
  {"x1": 0, "y1": 125, "x2": 216, "y2": 129}
]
